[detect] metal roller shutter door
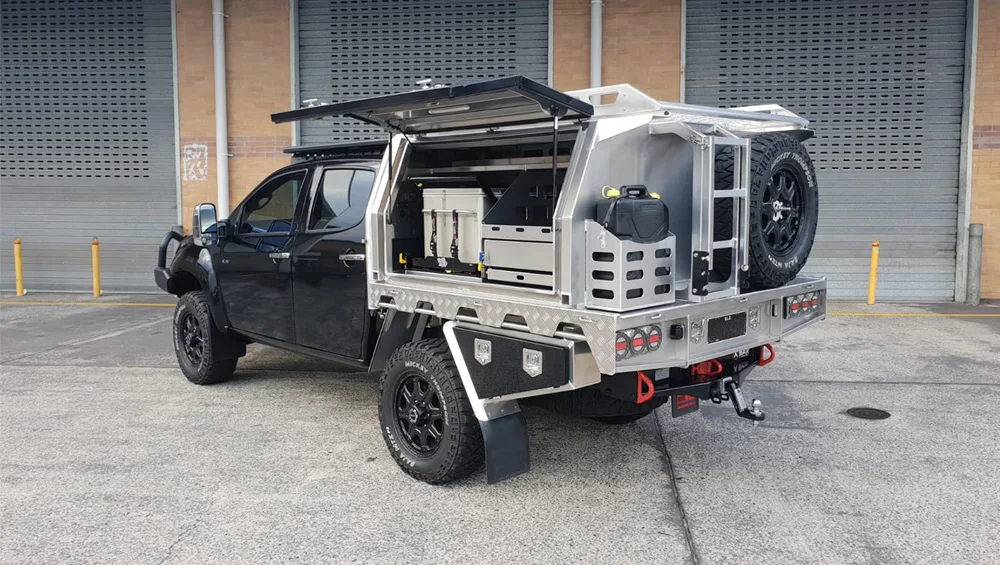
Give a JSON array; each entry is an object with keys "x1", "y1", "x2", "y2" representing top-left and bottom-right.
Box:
[
  {"x1": 297, "y1": 0, "x2": 550, "y2": 144},
  {"x1": 686, "y1": 0, "x2": 967, "y2": 300},
  {"x1": 1, "y1": 0, "x2": 177, "y2": 293}
]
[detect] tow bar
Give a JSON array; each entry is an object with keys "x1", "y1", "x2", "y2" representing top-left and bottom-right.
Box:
[{"x1": 711, "y1": 377, "x2": 765, "y2": 422}]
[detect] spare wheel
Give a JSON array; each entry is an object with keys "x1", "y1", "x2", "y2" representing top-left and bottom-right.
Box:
[{"x1": 714, "y1": 132, "x2": 819, "y2": 291}]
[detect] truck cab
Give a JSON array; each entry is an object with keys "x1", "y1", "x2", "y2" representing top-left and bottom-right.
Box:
[{"x1": 155, "y1": 149, "x2": 384, "y2": 369}]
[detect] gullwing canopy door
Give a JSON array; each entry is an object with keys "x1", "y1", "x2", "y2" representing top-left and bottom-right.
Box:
[{"x1": 271, "y1": 76, "x2": 593, "y2": 135}]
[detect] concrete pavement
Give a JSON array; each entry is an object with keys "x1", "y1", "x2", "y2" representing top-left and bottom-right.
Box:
[{"x1": 1, "y1": 295, "x2": 998, "y2": 564}]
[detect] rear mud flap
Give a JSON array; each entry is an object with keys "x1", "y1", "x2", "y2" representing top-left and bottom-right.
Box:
[
  {"x1": 480, "y1": 411, "x2": 530, "y2": 484},
  {"x1": 443, "y1": 320, "x2": 531, "y2": 483}
]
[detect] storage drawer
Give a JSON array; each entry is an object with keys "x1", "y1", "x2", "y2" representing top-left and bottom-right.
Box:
[
  {"x1": 485, "y1": 268, "x2": 553, "y2": 289},
  {"x1": 483, "y1": 240, "x2": 553, "y2": 273}
]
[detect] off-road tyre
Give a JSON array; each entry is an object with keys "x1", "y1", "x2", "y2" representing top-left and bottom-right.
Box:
[
  {"x1": 173, "y1": 291, "x2": 239, "y2": 385},
  {"x1": 714, "y1": 133, "x2": 818, "y2": 290},
  {"x1": 378, "y1": 339, "x2": 485, "y2": 484},
  {"x1": 525, "y1": 387, "x2": 666, "y2": 424}
]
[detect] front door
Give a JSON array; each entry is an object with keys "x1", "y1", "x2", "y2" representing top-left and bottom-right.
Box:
[
  {"x1": 292, "y1": 167, "x2": 376, "y2": 359},
  {"x1": 218, "y1": 169, "x2": 309, "y2": 343}
]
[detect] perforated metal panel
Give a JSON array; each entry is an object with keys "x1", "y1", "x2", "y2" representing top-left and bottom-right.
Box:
[
  {"x1": 297, "y1": 0, "x2": 550, "y2": 144},
  {"x1": 686, "y1": 1, "x2": 967, "y2": 300},
  {"x1": 1, "y1": 0, "x2": 177, "y2": 292}
]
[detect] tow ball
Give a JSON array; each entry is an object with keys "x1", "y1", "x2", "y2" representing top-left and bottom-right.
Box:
[{"x1": 711, "y1": 377, "x2": 765, "y2": 422}]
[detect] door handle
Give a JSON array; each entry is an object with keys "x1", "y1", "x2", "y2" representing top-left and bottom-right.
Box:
[
  {"x1": 269, "y1": 252, "x2": 291, "y2": 260},
  {"x1": 338, "y1": 253, "x2": 365, "y2": 262}
]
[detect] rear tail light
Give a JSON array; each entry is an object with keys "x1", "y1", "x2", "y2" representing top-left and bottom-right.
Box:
[
  {"x1": 785, "y1": 290, "x2": 825, "y2": 318},
  {"x1": 616, "y1": 325, "x2": 661, "y2": 361}
]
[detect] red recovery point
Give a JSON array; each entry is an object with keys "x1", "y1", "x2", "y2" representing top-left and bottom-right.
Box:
[
  {"x1": 758, "y1": 343, "x2": 776, "y2": 366},
  {"x1": 636, "y1": 371, "x2": 654, "y2": 403}
]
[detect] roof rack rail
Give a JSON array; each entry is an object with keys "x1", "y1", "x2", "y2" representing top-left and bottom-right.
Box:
[{"x1": 284, "y1": 140, "x2": 386, "y2": 162}]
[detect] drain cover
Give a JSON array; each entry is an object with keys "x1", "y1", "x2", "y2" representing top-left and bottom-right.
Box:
[{"x1": 846, "y1": 407, "x2": 891, "y2": 420}]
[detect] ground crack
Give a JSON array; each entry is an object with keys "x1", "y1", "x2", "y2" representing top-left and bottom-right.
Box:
[
  {"x1": 156, "y1": 498, "x2": 212, "y2": 565},
  {"x1": 653, "y1": 409, "x2": 701, "y2": 565}
]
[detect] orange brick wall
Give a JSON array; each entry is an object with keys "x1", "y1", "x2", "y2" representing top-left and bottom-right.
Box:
[
  {"x1": 553, "y1": 0, "x2": 682, "y2": 100},
  {"x1": 552, "y1": 0, "x2": 591, "y2": 91},
  {"x1": 175, "y1": 0, "x2": 216, "y2": 231},
  {"x1": 972, "y1": 0, "x2": 1000, "y2": 299},
  {"x1": 603, "y1": 0, "x2": 682, "y2": 101},
  {"x1": 175, "y1": 0, "x2": 292, "y2": 231}
]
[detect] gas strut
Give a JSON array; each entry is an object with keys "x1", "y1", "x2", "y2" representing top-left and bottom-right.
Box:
[
  {"x1": 429, "y1": 209, "x2": 438, "y2": 256},
  {"x1": 450, "y1": 210, "x2": 459, "y2": 259}
]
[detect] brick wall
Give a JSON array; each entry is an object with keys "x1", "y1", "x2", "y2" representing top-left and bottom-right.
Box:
[
  {"x1": 553, "y1": 0, "x2": 682, "y2": 100},
  {"x1": 603, "y1": 0, "x2": 681, "y2": 101},
  {"x1": 972, "y1": 0, "x2": 1000, "y2": 298},
  {"x1": 175, "y1": 0, "x2": 292, "y2": 231}
]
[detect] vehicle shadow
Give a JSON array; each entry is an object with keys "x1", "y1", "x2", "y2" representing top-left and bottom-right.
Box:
[{"x1": 222, "y1": 349, "x2": 670, "y2": 490}]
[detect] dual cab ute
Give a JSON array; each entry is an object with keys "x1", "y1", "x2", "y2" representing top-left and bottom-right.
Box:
[{"x1": 155, "y1": 77, "x2": 826, "y2": 484}]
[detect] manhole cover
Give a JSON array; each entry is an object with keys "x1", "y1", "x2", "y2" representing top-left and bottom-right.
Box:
[{"x1": 846, "y1": 407, "x2": 891, "y2": 420}]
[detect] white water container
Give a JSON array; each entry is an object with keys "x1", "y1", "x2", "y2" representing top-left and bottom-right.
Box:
[{"x1": 421, "y1": 188, "x2": 488, "y2": 264}]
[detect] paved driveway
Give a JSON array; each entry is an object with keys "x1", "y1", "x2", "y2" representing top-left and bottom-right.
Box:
[{"x1": 1, "y1": 295, "x2": 998, "y2": 564}]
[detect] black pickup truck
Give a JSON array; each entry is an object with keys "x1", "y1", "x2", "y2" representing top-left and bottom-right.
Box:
[{"x1": 156, "y1": 77, "x2": 826, "y2": 485}]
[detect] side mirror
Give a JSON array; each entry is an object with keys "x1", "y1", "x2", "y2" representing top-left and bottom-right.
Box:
[{"x1": 193, "y1": 203, "x2": 218, "y2": 246}]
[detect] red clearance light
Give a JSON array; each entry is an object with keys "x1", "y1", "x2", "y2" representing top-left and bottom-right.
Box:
[
  {"x1": 615, "y1": 333, "x2": 629, "y2": 361},
  {"x1": 631, "y1": 330, "x2": 647, "y2": 355}
]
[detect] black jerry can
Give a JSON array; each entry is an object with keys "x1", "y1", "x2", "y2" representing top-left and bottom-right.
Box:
[{"x1": 594, "y1": 185, "x2": 670, "y2": 243}]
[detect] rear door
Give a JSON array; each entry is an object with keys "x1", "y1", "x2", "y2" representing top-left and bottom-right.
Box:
[
  {"x1": 291, "y1": 165, "x2": 377, "y2": 359},
  {"x1": 218, "y1": 169, "x2": 309, "y2": 343}
]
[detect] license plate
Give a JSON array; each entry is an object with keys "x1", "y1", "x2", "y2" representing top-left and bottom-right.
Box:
[{"x1": 707, "y1": 312, "x2": 747, "y2": 343}]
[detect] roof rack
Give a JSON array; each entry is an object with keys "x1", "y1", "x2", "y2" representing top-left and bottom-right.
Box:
[{"x1": 283, "y1": 140, "x2": 386, "y2": 162}]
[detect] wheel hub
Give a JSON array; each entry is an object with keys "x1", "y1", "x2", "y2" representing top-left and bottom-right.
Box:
[
  {"x1": 394, "y1": 375, "x2": 444, "y2": 454},
  {"x1": 179, "y1": 313, "x2": 204, "y2": 365},
  {"x1": 771, "y1": 199, "x2": 793, "y2": 222},
  {"x1": 761, "y1": 167, "x2": 804, "y2": 254}
]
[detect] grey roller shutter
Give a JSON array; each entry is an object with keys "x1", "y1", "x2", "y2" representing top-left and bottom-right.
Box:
[
  {"x1": 297, "y1": 0, "x2": 550, "y2": 144},
  {"x1": 1, "y1": 0, "x2": 177, "y2": 293},
  {"x1": 686, "y1": 0, "x2": 967, "y2": 300}
]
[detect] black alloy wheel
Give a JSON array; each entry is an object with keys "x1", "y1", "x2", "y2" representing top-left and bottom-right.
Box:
[
  {"x1": 378, "y1": 339, "x2": 485, "y2": 484},
  {"x1": 179, "y1": 311, "x2": 205, "y2": 366},
  {"x1": 761, "y1": 165, "x2": 804, "y2": 255},
  {"x1": 394, "y1": 374, "x2": 446, "y2": 454}
]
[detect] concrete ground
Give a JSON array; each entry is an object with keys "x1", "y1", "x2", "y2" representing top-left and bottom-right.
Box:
[{"x1": 1, "y1": 294, "x2": 998, "y2": 565}]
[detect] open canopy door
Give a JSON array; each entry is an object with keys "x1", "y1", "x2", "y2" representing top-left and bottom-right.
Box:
[{"x1": 271, "y1": 76, "x2": 593, "y2": 135}]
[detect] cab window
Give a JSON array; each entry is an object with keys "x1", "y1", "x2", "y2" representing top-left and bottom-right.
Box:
[
  {"x1": 309, "y1": 168, "x2": 376, "y2": 230},
  {"x1": 239, "y1": 171, "x2": 307, "y2": 234}
]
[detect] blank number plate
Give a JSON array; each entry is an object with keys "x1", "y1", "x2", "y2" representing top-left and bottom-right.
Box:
[{"x1": 707, "y1": 312, "x2": 747, "y2": 343}]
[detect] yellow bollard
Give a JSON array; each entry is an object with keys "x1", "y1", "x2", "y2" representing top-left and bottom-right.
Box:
[
  {"x1": 92, "y1": 237, "x2": 102, "y2": 297},
  {"x1": 13, "y1": 237, "x2": 25, "y2": 296},
  {"x1": 867, "y1": 238, "x2": 880, "y2": 305}
]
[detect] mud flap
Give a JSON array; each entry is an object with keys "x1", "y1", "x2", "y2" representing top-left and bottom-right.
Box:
[{"x1": 480, "y1": 410, "x2": 530, "y2": 484}]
